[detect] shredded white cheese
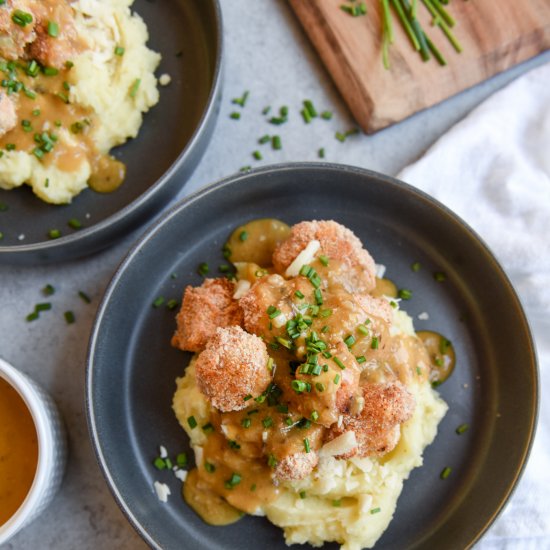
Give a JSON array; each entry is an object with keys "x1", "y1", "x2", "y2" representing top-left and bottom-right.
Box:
[
  {"x1": 153, "y1": 481, "x2": 171, "y2": 503},
  {"x1": 319, "y1": 431, "x2": 358, "y2": 457},
  {"x1": 159, "y1": 445, "x2": 168, "y2": 458},
  {"x1": 418, "y1": 312, "x2": 430, "y2": 320},
  {"x1": 174, "y1": 469, "x2": 188, "y2": 482},
  {"x1": 285, "y1": 240, "x2": 321, "y2": 277},
  {"x1": 159, "y1": 73, "x2": 172, "y2": 86},
  {"x1": 233, "y1": 279, "x2": 251, "y2": 300}
]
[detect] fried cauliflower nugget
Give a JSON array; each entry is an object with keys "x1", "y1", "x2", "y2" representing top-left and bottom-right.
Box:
[
  {"x1": 171, "y1": 278, "x2": 243, "y2": 353},
  {"x1": 195, "y1": 326, "x2": 272, "y2": 412},
  {"x1": 328, "y1": 381, "x2": 415, "y2": 457},
  {"x1": 273, "y1": 451, "x2": 319, "y2": 482},
  {"x1": 0, "y1": 92, "x2": 17, "y2": 138},
  {"x1": 272, "y1": 220, "x2": 377, "y2": 292}
]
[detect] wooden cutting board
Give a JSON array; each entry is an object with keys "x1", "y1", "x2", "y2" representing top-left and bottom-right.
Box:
[{"x1": 289, "y1": 0, "x2": 550, "y2": 133}]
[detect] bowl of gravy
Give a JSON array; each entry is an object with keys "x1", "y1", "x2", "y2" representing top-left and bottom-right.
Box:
[{"x1": 0, "y1": 357, "x2": 67, "y2": 544}]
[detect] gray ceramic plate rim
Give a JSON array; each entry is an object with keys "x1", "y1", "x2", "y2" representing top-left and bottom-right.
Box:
[
  {"x1": 0, "y1": 0, "x2": 223, "y2": 260},
  {"x1": 86, "y1": 162, "x2": 539, "y2": 549}
]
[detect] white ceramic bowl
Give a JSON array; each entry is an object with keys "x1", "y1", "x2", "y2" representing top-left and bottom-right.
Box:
[{"x1": 0, "y1": 357, "x2": 67, "y2": 544}]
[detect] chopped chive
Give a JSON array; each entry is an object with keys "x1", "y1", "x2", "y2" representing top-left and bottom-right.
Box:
[
  {"x1": 228, "y1": 439, "x2": 240, "y2": 449},
  {"x1": 26, "y1": 311, "x2": 39, "y2": 322},
  {"x1": 456, "y1": 423, "x2": 469, "y2": 435},
  {"x1": 272, "y1": 135, "x2": 282, "y2": 150},
  {"x1": 152, "y1": 296, "x2": 165, "y2": 308},
  {"x1": 434, "y1": 271, "x2": 447, "y2": 282},
  {"x1": 241, "y1": 417, "x2": 251, "y2": 428},
  {"x1": 333, "y1": 357, "x2": 346, "y2": 370},
  {"x1": 202, "y1": 422, "x2": 215, "y2": 434},
  {"x1": 230, "y1": 111, "x2": 241, "y2": 120},
  {"x1": 232, "y1": 90, "x2": 249, "y2": 107},
  {"x1": 319, "y1": 308, "x2": 332, "y2": 318},
  {"x1": 356, "y1": 355, "x2": 366, "y2": 364},
  {"x1": 35, "y1": 302, "x2": 51, "y2": 311},
  {"x1": 321, "y1": 325, "x2": 329, "y2": 334},
  {"x1": 301, "y1": 108, "x2": 312, "y2": 124},
  {"x1": 204, "y1": 462, "x2": 216, "y2": 473},
  {"x1": 176, "y1": 453, "x2": 188, "y2": 467},
  {"x1": 266, "y1": 357, "x2": 274, "y2": 371},
  {"x1": 68, "y1": 218, "x2": 82, "y2": 229},
  {"x1": 398, "y1": 288, "x2": 412, "y2": 300},
  {"x1": 164, "y1": 458, "x2": 173, "y2": 469},
  {"x1": 64, "y1": 311, "x2": 75, "y2": 324},
  {"x1": 303, "y1": 99, "x2": 317, "y2": 118},
  {"x1": 262, "y1": 417, "x2": 273, "y2": 428},
  {"x1": 166, "y1": 299, "x2": 179, "y2": 310},
  {"x1": 114, "y1": 45, "x2": 125, "y2": 56},
  {"x1": 315, "y1": 382, "x2": 325, "y2": 392},
  {"x1": 258, "y1": 134, "x2": 270, "y2": 144},
  {"x1": 310, "y1": 410, "x2": 319, "y2": 421},
  {"x1": 129, "y1": 78, "x2": 141, "y2": 98},
  {"x1": 294, "y1": 290, "x2": 304, "y2": 299},
  {"x1": 262, "y1": 106, "x2": 271, "y2": 115},
  {"x1": 318, "y1": 255, "x2": 329, "y2": 266},
  {"x1": 370, "y1": 507, "x2": 381, "y2": 514},
  {"x1": 267, "y1": 454, "x2": 277, "y2": 468},
  {"x1": 252, "y1": 150, "x2": 262, "y2": 160},
  {"x1": 333, "y1": 374, "x2": 341, "y2": 384},
  {"x1": 320, "y1": 110, "x2": 333, "y2": 120},
  {"x1": 0, "y1": 202, "x2": 8, "y2": 212},
  {"x1": 411, "y1": 261, "x2": 421, "y2": 272},
  {"x1": 344, "y1": 335, "x2": 356, "y2": 348},
  {"x1": 239, "y1": 230, "x2": 248, "y2": 241},
  {"x1": 318, "y1": 147, "x2": 325, "y2": 159},
  {"x1": 78, "y1": 290, "x2": 91, "y2": 303},
  {"x1": 243, "y1": 394, "x2": 253, "y2": 401},
  {"x1": 197, "y1": 262, "x2": 209, "y2": 276},
  {"x1": 332, "y1": 499, "x2": 341, "y2": 507},
  {"x1": 314, "y1": 289, "x2": 323, "y2": 305},
  {"x1": 357, "y1": 324, "x2": 369, "y2": 336},
  {"x1": 42, "y1": 284, "x2": 55, "y2": 296},
  {"x1": 299, "y1": 490, "x2": 307, "y2": 499},
  {"x1": 250, "y1": 483, "x2": 257, "y2": 491},
  {"x1": 48, "y1": 229, "x2": 61, "y2": 239},
  {"x1": 187, "y1": 416, "x2": 197, "y2": 429},
  {"x1": 440, "y1": 466, "x2": 452, "y2": 479},
  {"x1": 47, "y1": 20, "x2": 59, "y2": 37},
  {"x1": 12, "y1": 9, "x2": 33, "y2": 27},
  {"x1": 416, "y1": 365, "x2": 422, "y2": 375},
  {"x1": 371, "y1": 336, "x2": 380, "y2": 349},
  {"x1": 303, "y1": 438, "x2": 310, "y2": 453},
  {"x1": 153, "y1": 457, "x2": 166, "y2": 470}
]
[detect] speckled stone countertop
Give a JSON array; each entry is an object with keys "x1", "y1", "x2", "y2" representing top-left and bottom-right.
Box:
[{"x1": 1, "y1": 1, "x2": 548, "y2": 548}]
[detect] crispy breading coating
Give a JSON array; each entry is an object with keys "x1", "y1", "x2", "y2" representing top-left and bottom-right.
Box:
[
  {"x1": 171, "y1": 278, "x2": 243, "y2": 353},
  {"x1": 195, "y1": 326, "x2": 272, "y2": 412}
]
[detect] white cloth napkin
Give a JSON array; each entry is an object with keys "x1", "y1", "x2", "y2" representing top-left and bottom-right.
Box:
[{"x1": 398, "y1": 61, "x2": 550, "y2": 549}]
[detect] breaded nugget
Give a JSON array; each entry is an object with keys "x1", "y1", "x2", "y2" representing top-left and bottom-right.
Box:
[
  {"x1": 272, "y1": 220, "x2": 376, "y2": 292},
  {"x1": 273, "y1": 451, "x2": 318, "y2": 482},
  {"x1": 195, "y1": 326, "x2": 272, "y2": 412},
  {"x1": 328, "y1": 381, "x2": 415, "y2": 457},
  {"x1": 171, "y1": 278, "x2": 243, "y2": 353},
  {"x1": 0, "y1": 92, "x2": 17, "y2": 138}
]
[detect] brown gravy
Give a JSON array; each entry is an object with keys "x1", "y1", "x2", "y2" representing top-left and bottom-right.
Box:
[
  {"x1": 0, "y1": 57, "x2": 125, "y2": 193},
  {"x1": 0, "y1": 377, "x2": 39, "y2": 526},
  {"x1": 417, "y1": 330, "x2": 456, "y2": 385},
  {"x1": 186, "y1": 220, "x2": 454, "y2": 523}
]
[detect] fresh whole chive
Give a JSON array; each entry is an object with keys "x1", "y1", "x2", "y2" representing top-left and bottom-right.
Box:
[
  {"x1": 430, "y1": 0, "x2": 455, "y2": 26},
  {"x1": 424, "y1": 33, "x2": 447, "y2": 65},
  {"x1": 381, "y1": 0, "x2": 394, "y2": 44},
  {"x1": 392, "y1": 0, "x2": 421, "y2": 50}
]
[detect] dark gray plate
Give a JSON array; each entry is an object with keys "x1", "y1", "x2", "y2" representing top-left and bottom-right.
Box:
[
  {"x1": 0, "y1": 0, "x2": 222, "y2": 264},
  {"x1": 87, "y1": 163, "x2": 538, "y2": 550}
]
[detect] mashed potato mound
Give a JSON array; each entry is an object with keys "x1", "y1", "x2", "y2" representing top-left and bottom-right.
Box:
[
  {"x1": 0, "y1": 0, "x2": 160, "y2": 204},
  {"x1": 173, "y1": 307, "x2": 448, "y2": 550}
]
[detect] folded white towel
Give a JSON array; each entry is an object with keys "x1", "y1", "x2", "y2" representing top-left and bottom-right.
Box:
[{"x1": 398, "y1": 61, "x2": 550, "y2": 548}]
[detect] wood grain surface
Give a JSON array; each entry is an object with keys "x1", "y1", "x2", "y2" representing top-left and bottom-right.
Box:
[{"x1": 289, "y1": 0, "x2": 550, "y2": 133}]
